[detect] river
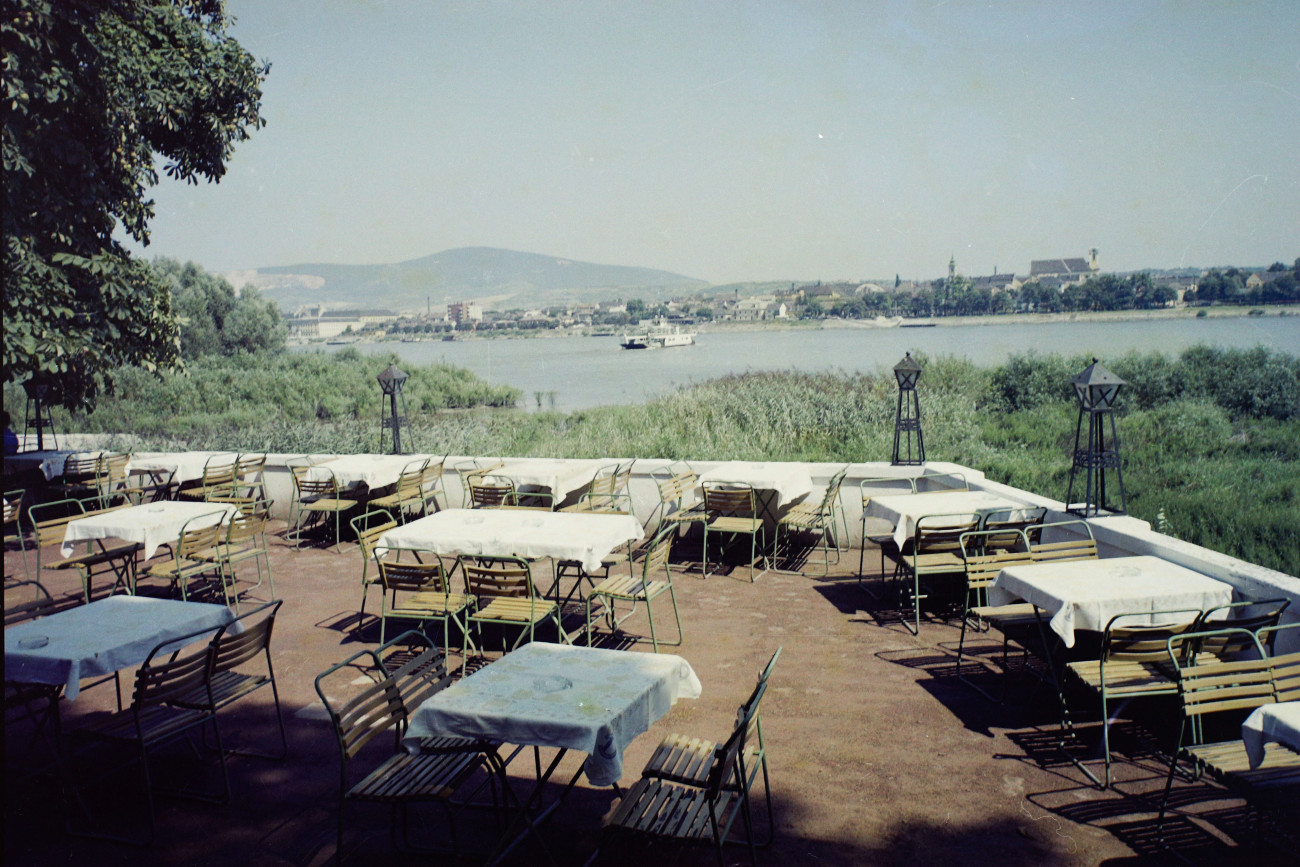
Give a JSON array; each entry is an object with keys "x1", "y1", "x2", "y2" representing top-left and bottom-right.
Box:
[{"x1": 314, "y1": 315, "x2": 1298, "y2": 413}]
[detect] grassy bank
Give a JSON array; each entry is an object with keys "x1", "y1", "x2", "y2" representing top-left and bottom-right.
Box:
[{"x1": 10, "y1": 345, "x2": 1298, "y2": 575}]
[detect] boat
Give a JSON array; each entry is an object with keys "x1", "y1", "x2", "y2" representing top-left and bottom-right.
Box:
[{"x1": 620, "y1": 321, "x2": 697, "y2": 349}]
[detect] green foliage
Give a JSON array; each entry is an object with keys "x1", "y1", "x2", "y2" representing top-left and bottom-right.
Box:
[
  {"x1": 154, "y1": 257, "x2": 285, "y2": 358},
  {"x1": 2, "y1": 0, "x2": 267, "y2": 410}
]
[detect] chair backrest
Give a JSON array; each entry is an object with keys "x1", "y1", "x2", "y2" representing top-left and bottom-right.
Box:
[
  {"x1": 914, "y1": 513, "x2": 981, "y2": 553},
  {"x1": 1026, "y1": 520, "x2": 1097, "y2": 563},
  {"x1": 234, "y1": 453, "x2": 267, "y2": 493},
  {"x1": 61, "y1": 454, "x2": 103, "y2": 485},
  {"x1": 314, "y1": 653, "x2": 405, "y2": 762},
  {"x1": 210, "y1": 599, "x2": 281, "y2": 675},
  {"x1": 914, "y1": 472, "x2": 967, "y2": 493},
  {"x1": 1166, "y1": 628, "x2": 1278, "y2": 719},
  {"x1": 1102, "y1": 609, "x2": 1204, "y2": 665},
  {"x1": 1264, "y1": 628, "x2": 1300, "y2": 702},
  {"x1": 350, "y1": 509, "x2": 399, "y2": 561},
  {"x1": 3, "y1": 488, "x2": 23, "y2": 529},
  {"x1": 815, "y1": 466, "x2": 848, "y2": 517},
  {"x1": 420, "y1": 456, "x2": 447, "y2": 502},
  {"x1": 735, "y1": 646, "x2": 780, "y2": 748},
  {"x1": 859, "y1": 475, "x2": 917, "y2": 505},
  {"x1": 224, "y1": 506, "x2": 269, "y2": 546},
  {"x1": 292, "y1": 463, "x2": 339, "y2": 498},
  {"x1": 393, "y1": 458, "x2": 429, "y2": 497},
  {"x1": 959, "y1": 530, "x2": 1033, "y2": 592},
  {"x1": 461, "y1": 555, "x2": 535, "y2": 600},
  {"x1": 135, "y1": 628, "x2": 218, "y2": 709},
  {"x1": 98, "y1": 452, "x2": 131, "y2": 500},
  {"x1": 980, "y1": 506, "x2": 1046, "y2": 549},
  {"x1": 378, "y1": 553, "x2": 452, "y2": 595},
  {"x1": 177, "y1": 513, "x2": 227, "y2": 559},
  {"x1": 1193, "y1": 598, "x2": 1291, "y2": 659},
  {"x1": 455, "y1": 459, "x2": 504, "y2": 506},
  {"x1": 373, "y1": 630, "x2": 456, "y2": 718},
  {"x1": 468, "y1": 474, "x2": 515, "y2": 508},
  {"x1": 703, "y1": 483, "x2": 756, "y2": 517},
  {"x1": 29, "y1": 497, "x2": 89, "y2": 548},
  {"x1": 641, "y1": 526, "x2": 675, "y2": 579},
  {"x1": 4, "y1": 579, "x2": 57, "y2": 626},
  {"x1": 199, "y1": 454, "x2": 239, "y2": 490},
  {"x1": 706, "y1": 678, "x2": 769, "y2": 799}
]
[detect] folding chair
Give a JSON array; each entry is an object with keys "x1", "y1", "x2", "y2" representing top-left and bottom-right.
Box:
[
  {"x1": 30, "y1": 498, "x2": 140, "y2": 602},
  {"x1": 192, "y1": 501, "x2": 275, "y2": 612},
  {"x1": 647, "y1": 461, "x2": 706, "y2": 538},
  {"x1": 178, "y1": 453, "x2": 239, "y2": 502},
  {"x1": 897, "y1": 512, "x2": 978, "y2": 634},
  {"x1": 289, "y1": 460, "x2": 358, "y2": 551},
  {"x1": 702, "y1": 482, "x2": 768, "y2": 581},
  {"x1": 376, "y1": 549, "x2": 473, "y2": 653},
  {"x1": 954, "y1": 529, "x2": 1039, "y2": 703},
  {"x1": 857, "y1": 475, "x2": 916, "y2": 598},
  {"x1": 586, "y1": 526, "x2": 682, "y2": 652},
  {"x1": 774, "y1": 465, "x2": 848, "y2": 575},
  {"x1": 143, "y1": 511, "x2": 227, "y2": 602},
  {"x1": 368, "y1": 457, "x2": 431, "y2": 523},
  {"x1": 461, "y1": 555, "x2": 565, "y2": 674},
  {"x1": 351, "y1": 509, "x2": 400, "y2": 617}
]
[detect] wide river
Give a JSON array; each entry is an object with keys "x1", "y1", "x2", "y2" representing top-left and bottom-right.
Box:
[{"x1": 319, "y1": 315, "x2": 1298, "y2": 413}]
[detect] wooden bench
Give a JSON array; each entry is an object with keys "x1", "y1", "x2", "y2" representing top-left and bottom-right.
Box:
[{"x1": 30, "y1": 499, "x2": 141, "y2": 602}]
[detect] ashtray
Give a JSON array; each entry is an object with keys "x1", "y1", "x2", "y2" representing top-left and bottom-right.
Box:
[
  {"x1": 532, "y1": 675, "x2": 572, "y2": 693},
  {"x1": 19, "y1": 635, "x2": 49, "y2": 649}
]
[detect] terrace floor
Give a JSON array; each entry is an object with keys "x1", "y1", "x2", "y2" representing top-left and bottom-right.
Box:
[{"x1": 5, "y1": 520, "x2": 1296, "y2": 866}]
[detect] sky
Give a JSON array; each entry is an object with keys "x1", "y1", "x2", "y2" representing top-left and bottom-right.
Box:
[{"x1": 126, "y1": 0, "x2": 1300, "y2": 285}]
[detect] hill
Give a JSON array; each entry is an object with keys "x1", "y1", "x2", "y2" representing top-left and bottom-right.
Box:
[{"x1": 224, "y1": 247, "x2": 708, "y2": 313}]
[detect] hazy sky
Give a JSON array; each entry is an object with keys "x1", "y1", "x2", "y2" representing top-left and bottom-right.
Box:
[{"x1": 127, "y1": 0, "x2": 1299, "y2": 284}]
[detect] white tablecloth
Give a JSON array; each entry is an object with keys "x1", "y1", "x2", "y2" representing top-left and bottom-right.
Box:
[
  {"x1": 864, "y1": 489, "x2": 1028, "y2": 549},
  {"x1": 697, "y1": 462, "x2": 814, "y2": 508},
  {"x1": 1242, "y1": 702, "x2": 1300, "y2": 769},
  {"x1": 376, "y1": 508, "x2": 643, "y2": 574},
  {"x1": 988, "y1": 555, "x2": 1234, "y2": 648},
  {"x1": 498, "y1": 458, "x2": 608, "y2": 500},
  {"x1": 127, "y1": 451, "x2": 236, "y2": 485},
  {"x1": 403, "y1": 642, "x2": 701, "y2": 786},
  {"x1": 4, "y1": 450, "x2": 94, "y2": 481},
  {"x1": 305, "y1": 454, "x2": 421, "y2": 490},
  {"x1": 62, "y1": 501, "x2": 238, "y2": 560},
  {"x1": 4, "y1": 597, "x2": 238, "y2": 700}
]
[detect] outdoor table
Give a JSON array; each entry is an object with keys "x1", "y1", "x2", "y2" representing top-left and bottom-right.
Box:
[
  {"x1": 3, "y1": 449, "x2": 91, "y2": 482},
  {"x1": 4, "y1": 596, "x2": 239, "y2": 700},
  {"x1": 305, "y1": 453, "x2": 419, "y2": 492},
  {"x1": 987, "y1": 555, "x2": 1234, "y2": 648},
  {"x1": 61, "y1": 500, "x2": 238, "y2": 561},
  {"x1": 1242, "y1": 702, "x2": 1300, "y2": 769},
  {"x1": 404, "y1": 642, "x2": 700, "y2": 861},
  {"x1": 376, "y1": 508, "x2": 643, "y2": 575},
  {"x1": 865, "y1": 489, "x2": 1028, "y2": 550},
  {"x1": 126, "y1": 450, "x2": 236, "y2": 486},
  {"x1": 496, "y1": 457, "x2": 607, "y2": 502}
]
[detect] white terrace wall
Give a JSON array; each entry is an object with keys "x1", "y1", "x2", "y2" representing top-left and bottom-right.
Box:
[{"x1": 259, "y1": 454, "x2": 1300, "y2": 651}]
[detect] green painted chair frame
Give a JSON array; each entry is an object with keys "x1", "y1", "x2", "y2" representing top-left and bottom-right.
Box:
[{"x1": 585, "y1": 526, "x2": 682, "y2": 652}]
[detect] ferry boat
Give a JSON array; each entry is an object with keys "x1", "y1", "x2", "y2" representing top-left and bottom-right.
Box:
[{"x1": 619, "y1": 322, "x2": 697, "y2": 349}]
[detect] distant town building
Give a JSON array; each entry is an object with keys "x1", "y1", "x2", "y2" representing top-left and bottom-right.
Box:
[
  {"x1": 287, "y1": 305, "x2": 395, "y2": 339},
  {"x1": 1029, "y1": 249, "x2": 1099, "y2": 281},
  {"x1": 447, "y1": 301, "x2": 483, "y2": 326}
]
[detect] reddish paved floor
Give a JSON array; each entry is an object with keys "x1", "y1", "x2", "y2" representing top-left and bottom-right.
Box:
[{"x1": 5, "y1": 519, "x2": 1296, "y2": 865}]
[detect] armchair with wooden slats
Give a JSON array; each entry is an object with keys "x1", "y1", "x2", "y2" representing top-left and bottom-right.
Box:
[
  {"x1": 192, "y1": 501, "x2": 275, "y2": 613},
  {"x1": 177, "y1": 453, "x2": 239, "y2": 503},
  {"x1": 1026, "y1": 519, "x2": 1098, "y2": 563},
  {"x1": 647, "y1": 461, "x2": 706, "y2": 538}
]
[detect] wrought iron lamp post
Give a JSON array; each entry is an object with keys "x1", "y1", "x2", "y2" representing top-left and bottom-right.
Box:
[
  {"x1": 891, "y1": 352, "x2": 925, "y2": 466},
  {"x1": 1065, "y1": 358, "x2": 1127, "y2": 517},
  {"x1": 377, "y1": 363, "x2": 412, "y2": 455},
  {"x1": 22, "y1": 377, "x2": 58, "y2": 451}
]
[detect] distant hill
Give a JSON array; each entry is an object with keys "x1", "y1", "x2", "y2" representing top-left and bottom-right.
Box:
[{"x1": 224, "y1": 247, "x2": 708, "y2": 314}]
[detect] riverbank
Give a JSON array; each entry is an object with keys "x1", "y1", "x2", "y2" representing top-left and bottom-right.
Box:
[{"x1": 292, "y1": 304, "x2": 1293, "y2": 348}]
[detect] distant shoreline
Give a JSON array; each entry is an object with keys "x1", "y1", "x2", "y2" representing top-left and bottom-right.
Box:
[{"x1": 294, "y1": 304, "x2": 1294, "y2": 347}]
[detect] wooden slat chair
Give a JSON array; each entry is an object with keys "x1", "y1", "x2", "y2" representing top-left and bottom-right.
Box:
[
  {"x1": 191, "y1": 502, "x2": 275, "y2": 613},
  {"x1": 97, "y1": 452, "x2": 135, "y2": 507},
  {"x1": 368, "y1": 458, "x2": 430, "y2": 524},
  {"x1": 53, "y1": 454, "x2": 106, "y2": 503},
  {"x1": 177, "y1": 454, "x2": 239, "y2": 502},
  {"x1": 639, "y1": 647, "x2": 780, "y2": 849},
  {"x1": 350, "y1": 509, "x2": 400, "y2": 618},
  {"x1": 1156, "y1": 628, "x2": 1300, "y2": 856},
  {"x1": 897, "y1": 512, "x2": 979, "y2": 635},
  {"x1": 954, "y1": 529, "x2": 1039, "y2": 703},
  {"x1": 857, "y1": 475, "x2": 917, "y2": 598},
  {"x1": 313, "y1": 644, "x2": 497, "y2": 862},
  {"x1": 417, "y1": 456, "x2": 448, "y2": 514},
  {"x1": 30, "y1": 498, "x2": 140, "y2": 602},
  {"x1": 142, "y1": 512, "x2": 227, "y2": 602},
  {"x1": 1064, "y1": 608, "x2": 1204, "y2": 788},
  {"x1": 1026, "y1": 519, "x2": 1098, "y2": 564},
  {"x1": 68, "y1": 627, "x2": 228, "y2": 845},
  {"x1": 167, "y1": 600, "x2": 287, "y2": 760},
  {"x1": 461, "y1": 555, "x2": 564, "y2": 674},
  {"x1": 774, "y1": 465, "x2": 848, "y2": 575},
  {"x1": 3, "y1": 488, "x2": 28, "y2": 579},
  {"x1": 585, "y1": 526, "x2": 682, "y2": 652},
  {"x1": 289, "y1": 461, "x2": 358, "y2": 551},
  {"x1": 702, "y1": 483, "x2": 768, "y2": 582},
  {"x1": 454, "y1": 459, "x2": 504, "y2": 508},
  {"x1": 466, "y1": 473, "x2": 518, "y2": 509},
  {"x1": 603, "y1": 649, "x2": 779, "y2": 866},
  {"x1": 647, "y1": 461, "x2": 706, "y2": 538},
  {"x1": 1188, "y1": 598, "x2": 1292, "y2": 662},
  {"x1": 205, "y1": 453, "x2": 270, "y2": 512},
  {"x1": 560, "y1": 461, "x2": 634, "y2": 515},
  {"x1": 376, "y1": 549, "x2": 474, "y2": 653}
]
